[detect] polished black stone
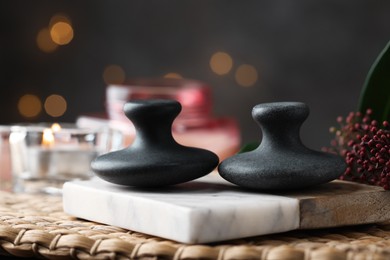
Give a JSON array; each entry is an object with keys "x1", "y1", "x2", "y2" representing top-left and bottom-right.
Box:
[
  {"x1": 218, "y1": 102, "x2": 346, "y2": 191},
  {"x1": 91, "y1": 99, "x2": 219, "y2": 187}
]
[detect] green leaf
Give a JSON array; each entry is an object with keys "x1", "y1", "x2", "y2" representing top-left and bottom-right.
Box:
[
  {"x1": 358, "y1": 40, "x2": 390, "y2": 122},
  {"x1": 238, "y1": 141, "x2": 260, "y2": 153}
]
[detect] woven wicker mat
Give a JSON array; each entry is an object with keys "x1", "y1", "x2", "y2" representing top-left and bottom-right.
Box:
[{"x1": 1, "y1": 191, "x2": 390, "y2": 260}]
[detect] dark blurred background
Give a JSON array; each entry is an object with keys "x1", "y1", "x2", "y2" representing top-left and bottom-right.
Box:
[{"x1": 1, "y1": 0, "x2": 390, "y2": 149}]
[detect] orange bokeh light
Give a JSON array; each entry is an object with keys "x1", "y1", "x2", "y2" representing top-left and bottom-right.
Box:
[
  {"x1": 44, "y1": 94, "x2": 67, "y2": 117},
  {"x1": 18, "y1": 94, "x2": 42, "y2": 118},
  {"x1": 210, "y1": 52, "x2": 233, "y2": 75},
  {"x1": 235, "y1": 64, "x2": 258, "y2": 87},
  {"x1": 50, "y1": 22, "x2": 74, "y2": 45},
  {"x1": 103, "y1": 65, "x2": 126, "y2": 85}
]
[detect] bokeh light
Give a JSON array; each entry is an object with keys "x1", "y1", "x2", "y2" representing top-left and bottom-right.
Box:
[
  {"x1": 18, "y1": 94, "x2": 42, "y2": 118},
  {"x1": 50, "y1": 21, "x2": 74, "y2": 45},
  {"x1": 51, "y1": 123, "x2": 62, "y2": 132},
  {"x1": 163, "y1": 72, "x2": 183, "y2": 79},
  {"x1": 235, "y1": 64, "x2": 258, "y2": 87},
  {"x1": 103, "y1": 65, "x2": 126, "y2": 85},
  {"x1": 44, "y1": 94, "x2": 67, "y2": 117},
  {"x1": 49, "y1": 14, "x2": 71, "y2": 27},
  {"x1": 36, "y1": 28, "x2": 58, "y2": 53},
  {"x1": 210, "y1": 52, "x2": 233, "y2": 75}
]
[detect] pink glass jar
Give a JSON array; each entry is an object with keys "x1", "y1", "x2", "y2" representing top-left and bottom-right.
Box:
[{"x1": 106, "y1": 78, "x2": 240, "y2": 160}]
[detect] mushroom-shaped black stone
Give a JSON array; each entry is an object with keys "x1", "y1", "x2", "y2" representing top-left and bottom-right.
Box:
[
  {"x1": 91, "y1": 99, "x2": 219, "y2": 187},
  {"x1": 218, "y1": 102, "x2": 346, "y2": 190}
]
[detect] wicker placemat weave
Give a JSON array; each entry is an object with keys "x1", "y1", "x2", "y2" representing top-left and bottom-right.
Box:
[{"x1": 1, "y1": 191, "x2": 390, "y2": 260}]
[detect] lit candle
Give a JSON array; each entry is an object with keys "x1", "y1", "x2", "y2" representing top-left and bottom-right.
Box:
[
  {"x1": 31, "y1": 124, "x2": 98, "y2": 177},
  {"x1": 10, "y1": 124, "x2": 107, "y2": 194},
  {"x1": 42, "y1": 128, "x2": 55, "y2": 147}
]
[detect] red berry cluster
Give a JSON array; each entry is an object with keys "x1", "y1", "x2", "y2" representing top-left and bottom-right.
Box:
[{"x1": 324, "y1": 109, "x2": 390, "y2": 190}]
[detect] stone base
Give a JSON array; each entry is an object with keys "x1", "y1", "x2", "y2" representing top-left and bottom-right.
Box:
[{"x1": 63, "y1": 174, "x2": 390, "y2": 244}]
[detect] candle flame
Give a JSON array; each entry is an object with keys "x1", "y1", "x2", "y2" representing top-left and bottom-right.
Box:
[
  {"x1": 42, "y1": 129, "x2": 55, "y2": 147},
  {"x1": 51, "y1": 123, "x2": 62, "y2": 132}
]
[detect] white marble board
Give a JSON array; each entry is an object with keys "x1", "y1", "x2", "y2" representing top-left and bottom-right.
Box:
[{"x1": 63, "y1": 174, "x2": 390, "y2": 244}]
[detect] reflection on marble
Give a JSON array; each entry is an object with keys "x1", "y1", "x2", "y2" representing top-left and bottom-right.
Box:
[{"x1": 63, "y1": 174, "x2": 299, "y2": 243}]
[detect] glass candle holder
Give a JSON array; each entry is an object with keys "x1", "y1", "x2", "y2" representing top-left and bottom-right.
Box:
[{"x1": 9, "y1": 124, "x2": 116, "y2": 194}]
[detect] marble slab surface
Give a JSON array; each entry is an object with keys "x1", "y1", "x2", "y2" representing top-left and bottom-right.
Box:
[{"x1": 63, "y1": 174, "x2": 390, "y2": 244}]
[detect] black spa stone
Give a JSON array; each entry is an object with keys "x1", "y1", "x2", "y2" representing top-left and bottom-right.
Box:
[
  {"x1": 91, "y1": 99, "x2": 219, "y2": 187},
  {"x1": 218, "y1": 102, "x2": 346, "y2": 191}
]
